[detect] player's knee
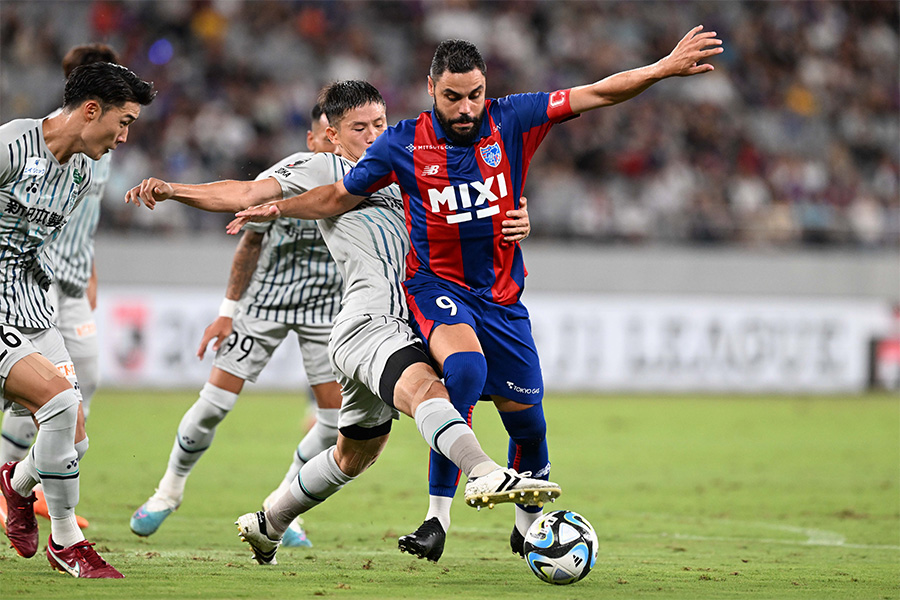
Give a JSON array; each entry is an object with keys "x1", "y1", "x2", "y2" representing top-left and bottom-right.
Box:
[
  {"x1": 379, "y1": 344, "x2": 433, "y2": 410},
  {"x1": 442, "y1": 351, "x2": 487, "y2": 407},
  {"x1": 192, "y1": 382, "x2": 239, "y2": 428},
  {"x1": 33, "y1": 389, "x2": 79, "y2": 430}
]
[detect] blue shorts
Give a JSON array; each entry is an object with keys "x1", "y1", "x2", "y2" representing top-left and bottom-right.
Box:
[{"x1": 404, "y1": 277, "x2": 543, "y2": 404}]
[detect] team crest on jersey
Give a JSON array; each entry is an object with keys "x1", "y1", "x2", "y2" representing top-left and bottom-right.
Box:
[
  {"x1": 480, "y1": 142, "x2": 502, "y2": 168},
  {"x1": 23, "y1": 157, "x2": 47, "y2": 178},
  {"x1": 73, "y1": 169, "x2": 84, "y2": 185}
]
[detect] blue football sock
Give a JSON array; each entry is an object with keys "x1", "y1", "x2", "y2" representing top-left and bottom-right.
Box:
[
  {"x1": 428, "y1": 351, "x2": 487, "y2": 497},
  {"x1": 499, "y1": 403, "x2": 549, "y2": 513}
]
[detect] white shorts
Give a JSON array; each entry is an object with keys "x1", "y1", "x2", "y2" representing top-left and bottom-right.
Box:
[
  {"x1": 0, "y1": 324, "x2": 77, "y2": 416},
  {"x1": 213, "y1": 312, "x2": 336, "y2": 385},
  {"x1": 329, "y1": 314, "x2": 422, "y2": 431},
  {"x1": 48, "y1": 284, "x2": 98, "y2": 360}
]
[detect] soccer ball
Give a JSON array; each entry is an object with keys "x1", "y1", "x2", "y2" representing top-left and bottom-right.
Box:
[{"x1": 523, "y1": 510, "x2": 597, "y2": 585}]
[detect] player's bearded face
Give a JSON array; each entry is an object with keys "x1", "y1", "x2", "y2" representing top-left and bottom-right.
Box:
[
  {"x1": 430, "y1": 70, "x2": 486, "y2": 146},
  {"x1": 434, "y1": 102, "x2": 484, "y2": 146}
]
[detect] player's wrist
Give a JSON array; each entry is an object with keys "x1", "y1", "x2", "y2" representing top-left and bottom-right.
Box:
[{"x1": 218, "y1": 298, "x2": 238, "y2": 318}]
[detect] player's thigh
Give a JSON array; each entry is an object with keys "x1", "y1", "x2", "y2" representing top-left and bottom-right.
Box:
[
  {"x1": 212, "y1": 314, "x2": 288, "y2": 383},
  {"x1": 53, "y1": 291, "x2": 98, "y2": 360},
  {"x1": 329, "y1": 314, "x2": 421, "y2": 417},
  {"x1": 0, "y1": 325, "x2": 75, "y2": 414},
  {"x1": 404, "y1": 281, "x2": 479, "y2": 348},
  {"x1": 479, "y1": 304, "x2": 544, "y2": 405},
  {"x1": 293, "y1": 323, "x2": 337, "y2": 387}
]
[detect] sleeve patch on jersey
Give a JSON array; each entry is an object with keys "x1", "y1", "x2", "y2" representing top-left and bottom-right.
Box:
[{"x1": 547, "y1": 89, "x2": 576, "y2": 123}]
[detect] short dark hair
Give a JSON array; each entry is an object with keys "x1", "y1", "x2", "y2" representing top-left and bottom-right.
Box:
[
  {"x1": 310, "y1": 102, "x2": 326, "y2": 124},
  {"x1": 430, "y1": 39, "x2": 486, "y2": 80},
  {"x1": 63, "y1": 62, "x2": 156, "y2": 111},
  {"x1": 62, "y1": 43, "x2": 120, "y2": 78},
  {"x1": 318, "y1": 80, "x2": 385, "y2": 127}
]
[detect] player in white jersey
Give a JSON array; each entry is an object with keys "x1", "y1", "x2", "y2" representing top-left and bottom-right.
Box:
[
  {"x1": 0, "y1": 44, "x2": 121, "y2": 532},
  {"x1": 0, "y1": 61, "x2": 155, "y2": 578},
  {"x1": 129, "y1": 105, "x2": 342, "y2": 547},
  {"x1": 126, "y1": 80, "x2": 554, "y2": 566}
]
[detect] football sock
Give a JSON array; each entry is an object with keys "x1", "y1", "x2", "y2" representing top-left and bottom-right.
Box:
[
  {"x1": 11, "y1": 452, "x2": 39, "y2": 494},
  {"x1": 71, "y1": 354, "x2": 99, "y2": 421},
  {"x1": 74, "y1": 436, "x2": 89, "y2": 461},
  {"x1": 266, "y1": 446, "x2": 355, "y2": 536},
  {"x1": 50, "y1": 514, "x2": 85, "y2": 548},
  {"x1": 414, "y1": 398, "x2": 495, "y2": 477},
  {"x1": 515, "y1": 505, "x2": 542, "y2": 535},
  {"x1": 425, "y1": 494, "x2": 454, "y2": 533},
  {"x1": 167, "y1": 383, "x2": 238, "y2": 477},
  {"x1": 428, "y1": 352, "x2": 486, "y2": 497},
  {"x1": 270, "y1": 407, "x2": 340, "y2": 502},
  {"x1": 32, "y1": 390, "x2": 80, "y2": 522},
  {"x1": 499, "y1": 403, "x2": 549, "y2": 513},
  {"x1": 0, "y1": 412, "x2": 36, "y2": 463}
]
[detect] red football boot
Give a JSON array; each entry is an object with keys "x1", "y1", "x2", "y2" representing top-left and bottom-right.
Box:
[
  {"x1": 46, "y1": 536, "x2": 124, "y2": 578},
  {"x1": 0, "y1": 461, "x2": 38, "y2": 558}
]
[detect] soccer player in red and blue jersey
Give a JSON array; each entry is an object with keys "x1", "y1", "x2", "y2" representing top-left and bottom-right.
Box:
[{"x1": 231, "y1": 25, "x2": 723, "y2": 561}]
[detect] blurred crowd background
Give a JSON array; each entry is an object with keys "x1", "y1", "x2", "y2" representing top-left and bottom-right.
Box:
[{"x1": 1, "y1": 0, "x2": 897, "y2": 247}]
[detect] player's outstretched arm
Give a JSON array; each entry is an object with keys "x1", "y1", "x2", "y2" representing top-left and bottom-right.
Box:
[
  {"x1": 125, "y1": 177, "x2": 283, "y2": 213},
  {"x1": 197, "y1": 230, "x2": 265, "y2": 360},
  {"x1": 502, "y1": 195, "x2": 530, "y2": 243},
  {"x1": 569, "y1": 25, "x2": 723, "y2": 114},
  {"x1": 227, "y1": 180, "x2": 364, "y2": 234}
]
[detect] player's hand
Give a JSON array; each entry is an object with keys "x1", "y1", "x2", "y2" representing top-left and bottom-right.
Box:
[
  {"x1": 226, "y1": 202, "x2": 282, "y2": 235},
  {"x1": 660, "y1": 25, "x2": 723, "y2": 77},
  {"x1": 502, "y1": 195, "x2": 530, "y2": 243},
  {"x1": 197, "y1": 316, "x2": 234, "y2": 360},
  {"x1": 124, "y1": 177, "x2": 175, "y2": 209}
]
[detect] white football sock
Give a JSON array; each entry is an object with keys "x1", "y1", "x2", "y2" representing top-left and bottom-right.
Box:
[
  {"x1": 414, "y1": 398, "x2": 497, "y2": 477},
  {"x1": 425, "y1": 495, "x2": 453, "y2": 533},
  {"x1": 266, "y1": 446, "x2": 355, "y2": 537},
  {"x1": 0, "y1": 412, "x2": 36, "y2": 463}
]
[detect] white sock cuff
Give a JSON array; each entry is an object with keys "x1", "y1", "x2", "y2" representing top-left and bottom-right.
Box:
[
  {"x1": 34, "y1": 390, "x2": 79, "y2": 428},
  {"x1": 199, "y1": 382, "x2": 239, "y2": 412}
]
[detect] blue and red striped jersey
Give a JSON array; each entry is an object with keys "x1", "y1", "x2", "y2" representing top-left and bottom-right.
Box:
[{"x1": 343, "y1": 89, "x2": 576, "y2": 305}]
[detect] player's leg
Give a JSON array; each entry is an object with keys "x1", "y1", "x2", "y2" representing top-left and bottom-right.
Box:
[
  {"x1": 129, "y1": 369, "x2": 243, "y2": 536},
  {"x1": 237, "y1": 365, "x2": 394, "y2": 565},
  {"x1": 400, "y1": 284, "x2": 490, "y2": 555},
  {"x1": 264, "y1": 324, "x2": 340, "y2": 547},
  {"x1": 131, "y1": 316, "x2": 284, "y2": 536},
  {"x1": 0, "y1": 410, "x2": 36, "y2": 464},
  {"x1": 1, "y1": 326, "x2": 120, "y2": 577},
  {"x1": 54, "y1": 291, "x2": 100, "y2": 420},
  {"x1": 480, "y1": 302, "x2": 551, "y2": 558}
]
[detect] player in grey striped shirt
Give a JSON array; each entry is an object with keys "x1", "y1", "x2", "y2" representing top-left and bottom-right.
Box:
[
  {"x1": 1, "y1": 45, "x2": 120, "y2": 533},
  {"x1": 127, "y1": 80, "x2": 556, "y2": 566},
  {"x1": 129, "y1": 106, "x2": 343, "y2": 548},
  {"x1": 0, "y1": 61, "x2": 154, "y2": 579}
]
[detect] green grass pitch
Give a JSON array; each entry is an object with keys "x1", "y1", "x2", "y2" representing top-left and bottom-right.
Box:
[{"x1": 1, "y1": 390, "x2": 897, "y2": 599}]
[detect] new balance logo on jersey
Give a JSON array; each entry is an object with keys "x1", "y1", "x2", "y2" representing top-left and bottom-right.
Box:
[
  {"x1": 426, "y1": 173, "x2": 508, "y2": 224},
  {"x1": 72, "y1": 169, "x2": 84, "y2": 185},
  {"x1": 422, "y1": 165, "x2": 441, "y2": 176}
]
